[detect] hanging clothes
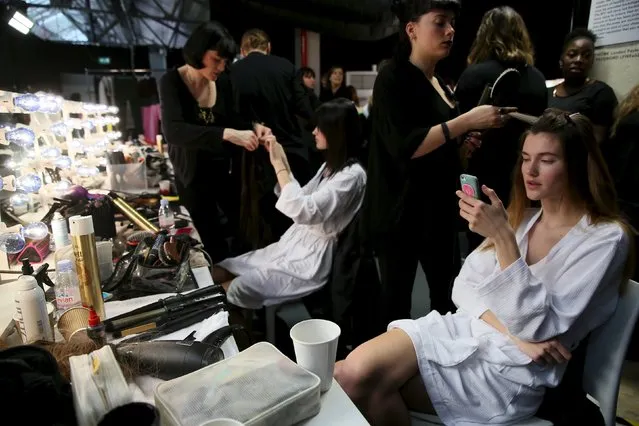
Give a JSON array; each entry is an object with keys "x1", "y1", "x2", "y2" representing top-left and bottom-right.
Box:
[
  {"x1": 98, "y1": 77, "x2": 115, "y2": 106},
  {"x1": 139, "y1": 76, "x2": 161, "y2": 144}
]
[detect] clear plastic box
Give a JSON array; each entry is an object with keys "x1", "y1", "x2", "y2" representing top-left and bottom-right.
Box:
[{"x1": 154, "y1": 342, "x2": 321, "y2": 426}]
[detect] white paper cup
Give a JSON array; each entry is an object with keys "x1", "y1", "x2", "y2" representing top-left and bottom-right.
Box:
[{"x1": 290, "y1": 319, "x2": 341, "y2": 392}]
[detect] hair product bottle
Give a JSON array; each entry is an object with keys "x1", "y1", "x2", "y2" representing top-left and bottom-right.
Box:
[
  {"x1": 69, "y1": 215, "x2": 105, "y2": 319},
  {"x1": 14, "y1": 275, "x2": 54, "y2": 343}
]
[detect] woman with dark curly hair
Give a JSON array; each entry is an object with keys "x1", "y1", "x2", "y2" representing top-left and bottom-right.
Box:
[{"x1": 548, "y1": 28, "x2": 617, "y2": 144}]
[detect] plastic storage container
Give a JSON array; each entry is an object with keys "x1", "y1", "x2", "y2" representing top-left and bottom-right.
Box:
[
  {"x1": 154, "y1": 342, "x2": 321, "y2": 426},
  {"x1": 105, "y1": 163, "x2": 147, "y2": 191}
]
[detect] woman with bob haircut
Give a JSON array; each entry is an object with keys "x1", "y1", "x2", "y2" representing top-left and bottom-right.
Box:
[
  {"x1": 159, "y1": 21, "x2": 271, "y2": 262},
  {"x1": 336, "y1": 109, "x2": 632, "y2": 426},
  {"x1": 213, "y1": 98, "x2": 366, "y2": 310}
]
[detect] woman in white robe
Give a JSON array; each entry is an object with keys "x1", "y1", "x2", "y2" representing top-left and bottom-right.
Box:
[
  {"x1": 214, "y1": 98, "x2": 366, "y2": 309},
  {"x1": 334, "y1": 109, "x2": 632, "y2": 426}
]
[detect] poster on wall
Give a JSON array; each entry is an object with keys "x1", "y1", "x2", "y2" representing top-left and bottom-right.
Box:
[{"x1": 588, "y1": 0, "x2": 639, "y2": 47}]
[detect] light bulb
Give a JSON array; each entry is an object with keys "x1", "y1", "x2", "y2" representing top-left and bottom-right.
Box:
[
  {"x1": 50, "y1": 121, "x2": 68, "y2": 136},
  {"x1": 54, "y1": 179, "x2": 71, "y2": 192},
  {"x1": 107, "y1": 131, "x2": 122, "y2": 140},
  {"x1": 17, "y1": 174, "x2": 42, "y2": 193},
  {"x1": 81, "y1": 120, "x2": 95, "y2": 130},
  {"x1": 65, "y1": 118, "x2": 82, "y2": 129},
  {"x1": 55, "y1": 155, "x2": 73, "y2": 169},
  {"x1": 22, "y1": 222, "x2": 49, "y2": 241},
  {"x1": 37, "y1": 95, "x2": 63, "y2": 114},
  {"x1": 77, "y1": 165, "x2": 99, "y2": 177},
  {"x1": 41, "y1": 147, "x2": 61, "y2": 159},
  {"x1": 10, "y1": 193, "x2": 29, "y2": 207},
  {"x1": 6, "y1": 160, "x2": 17, "y2": 169},
  {"x1": 0, "y1": 232, "x2": 26, "y2": 254},
  {"x1": 13, "y1": 94, "x2": 40, "y2": 112},
  {"x1": 104, "y1": 116, "x2": 120, "y2": 125},
  {"x1": 6, "y1": 127, "x2": 35, "y2": 147},
  {"x1": 107, "y1": 106, "x2": 119, "y2": 114}
]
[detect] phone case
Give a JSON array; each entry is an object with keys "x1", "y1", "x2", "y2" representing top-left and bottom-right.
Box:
[{"x1": 460, "y1": 174, "x2": 480, "y2": 199}]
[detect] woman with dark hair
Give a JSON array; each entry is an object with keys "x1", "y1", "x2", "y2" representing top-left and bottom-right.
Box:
[
  {"x1": 213, "y1": 99, "x2": 366, "y2": 309},
  {"x1": 320, "y1": 66, "x2": 351, "y2": 102},
  {"x1": 548, "y1": 28, "x2": 617, "y2": 144},
  {"x1": 158, "y1": 22, "x2": 271, "y2": 262},
  {"x1": 456, "y1": 6, "x2": 547, "y2": 251},
  {"x1": 336, "y1": 109, "x2": 632, "y2": 425},
  {"x1": 361, "y1": 0, "x2": 512, "y2": 331}
]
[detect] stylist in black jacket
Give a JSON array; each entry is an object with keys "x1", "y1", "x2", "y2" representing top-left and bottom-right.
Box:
[
  {"x1": 361, "y1": 0, "x2": 512, "y2": 330},
  {"x1": 455, "y1": 6, "x2": 547, "y2": 251},
  {"x1": 159, "y1": 22, "x2": 271, "y2": 262}
]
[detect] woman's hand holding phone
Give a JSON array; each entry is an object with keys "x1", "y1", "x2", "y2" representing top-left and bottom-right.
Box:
[{"x1": 457, "y1": 176, "x2": 508, "y2": 238}]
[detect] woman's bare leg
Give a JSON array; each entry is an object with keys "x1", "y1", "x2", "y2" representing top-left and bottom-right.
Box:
[
  {"x1": 211, "y1": 266, "x2": 236, "y2": 284},
  {"x1": 400, "y1": 374, "x2": 436, "y2": 414},
  {"x1": 334, "y1": 329, "x2": 433, "y2": 426}
]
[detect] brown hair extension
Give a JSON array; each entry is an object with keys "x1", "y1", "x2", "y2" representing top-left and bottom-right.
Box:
[
  {"x1": 239, "y1": 150, "x2": 274, "y2": 250},
  {"x1": 34, "y1": 340, "x2": 137, "y2": 381}
]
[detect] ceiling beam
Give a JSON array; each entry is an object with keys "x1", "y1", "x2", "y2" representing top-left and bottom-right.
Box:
[
  {"x1": 138, "y1": 17, "x2": 166, "y2": 48},
  {"x1": 108, "y1": 0, "x2": 136, "y2": 45},
  {"x1": 25, "y1": 3, "x2": 205, "y2": 24},
  {"x1": 95, "y1": 18, "x2": 118, "y2": 42}
]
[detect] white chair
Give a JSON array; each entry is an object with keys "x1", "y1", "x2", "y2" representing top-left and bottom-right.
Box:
[{"x1": 410, "y1": 279, "x2": 639, "y2": 426}]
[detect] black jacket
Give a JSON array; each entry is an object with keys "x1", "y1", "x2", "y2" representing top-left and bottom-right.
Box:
[{"x1": 231, "y1": 52, "x2": 314, "y2": 160}]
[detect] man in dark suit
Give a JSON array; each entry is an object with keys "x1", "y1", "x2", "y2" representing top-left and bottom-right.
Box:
[
  {"x1": 231, "y1": 29, "x2": 314, "y2": 185},
  {"x1": 230, "y1": 29, "x2": 315, "y2": 248}
]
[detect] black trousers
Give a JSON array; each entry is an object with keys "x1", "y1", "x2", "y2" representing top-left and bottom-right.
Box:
[
  {"x1": 176, "y1": 162, "x2": 239, "y2": 263},
  {"x1": 376, "y1": 209, "x2": 460, "y2": 328}
]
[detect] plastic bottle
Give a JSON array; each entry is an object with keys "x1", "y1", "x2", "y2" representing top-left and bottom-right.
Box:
[
  {"x1": 51, "y1": 211, "x2": 71, "y2": 250},
  {"x1": 54, "y1": 259, "x2": 82, "y2": 315},
  {"x1": 158, "y1": 199, "x2": 175, "y2": 231},
  {"x1": 15, "y1": 275, "x2": 53, "y2": 343}
]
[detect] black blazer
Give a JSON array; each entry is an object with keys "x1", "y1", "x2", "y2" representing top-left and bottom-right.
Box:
[{"x1": 231, "y1": 52, "x2": 314, "y2": 160}]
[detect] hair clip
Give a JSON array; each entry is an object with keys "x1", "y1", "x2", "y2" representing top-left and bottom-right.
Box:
[{"x1": 564, "y1": 112, "x2": 580, "y2": 125}]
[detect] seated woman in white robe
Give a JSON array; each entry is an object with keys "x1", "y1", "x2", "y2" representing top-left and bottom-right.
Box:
[
  {"x1": 334, "y1": 109, "x2": 633, "y2": 426},
  {"x1": 213, "y1": 98, "x2": 367, "y2": 309}
]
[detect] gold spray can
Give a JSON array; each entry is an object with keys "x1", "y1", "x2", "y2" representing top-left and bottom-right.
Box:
[{"x1": 69, "y1": 216, "x2": 105, "y2": 320}]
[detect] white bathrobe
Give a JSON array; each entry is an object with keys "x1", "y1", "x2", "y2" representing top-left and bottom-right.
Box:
[
  {"x1": 391, "y1": 209, "x2": 629, "y2": 425},
  {"x1": 218, "y1": 163, "x2": 366, "y2": 309}
]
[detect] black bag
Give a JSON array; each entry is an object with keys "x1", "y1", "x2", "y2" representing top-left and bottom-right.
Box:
[
  {"x1": 103, "y1": 236, "x2": 200, "y2": 300},
  {"x1": 0, "y1": 345, "x2": 76, "y2": 426}
]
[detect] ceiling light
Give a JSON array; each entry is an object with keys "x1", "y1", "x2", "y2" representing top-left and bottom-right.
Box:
[{"x1": 8, "y1": 11, "x2": 34, "y2": 35}]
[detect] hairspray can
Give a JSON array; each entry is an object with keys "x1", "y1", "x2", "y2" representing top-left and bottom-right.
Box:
[{"x1": 69, "y1": 215, "x2": 105, "y2": 319}]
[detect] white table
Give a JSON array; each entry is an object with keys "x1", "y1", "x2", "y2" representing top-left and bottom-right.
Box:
[{"x1": 300, "y1": 379, "x2": 369, "y2": 425}]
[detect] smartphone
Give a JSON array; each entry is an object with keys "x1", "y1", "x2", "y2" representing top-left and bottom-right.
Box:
[{"x1": 460, "y1": 174, "x2": 480, "y2": 199}]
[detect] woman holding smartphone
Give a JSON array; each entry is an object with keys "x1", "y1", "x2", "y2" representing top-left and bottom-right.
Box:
[{"x1": 361, "y1": 0, "x2": 512, "y2": 333}]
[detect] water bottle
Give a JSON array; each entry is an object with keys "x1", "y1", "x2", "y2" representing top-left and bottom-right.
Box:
[
  {"x1": 158, "y1": 199, "x2": 175, "y2": 231},
  {"x1": 55, "y1": 259, "x2": 82, "y2": 315}
]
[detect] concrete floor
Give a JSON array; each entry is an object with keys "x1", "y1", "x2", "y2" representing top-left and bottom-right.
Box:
[{"x1": 410, "y1": 263, "x2": 639, "y2": 425}]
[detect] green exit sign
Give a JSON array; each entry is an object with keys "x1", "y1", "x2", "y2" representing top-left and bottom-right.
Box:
[{"x1": 98, "y1": 57, "x2": 111, "y2": 65}]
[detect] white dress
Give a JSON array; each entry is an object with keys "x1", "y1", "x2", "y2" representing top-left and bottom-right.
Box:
[
  {"x1": 218, "y1": 163, "x2": 366, "y2": 309},
  {"x1": 390, "y1": 209, "x2": 629, "y2": 425}
]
